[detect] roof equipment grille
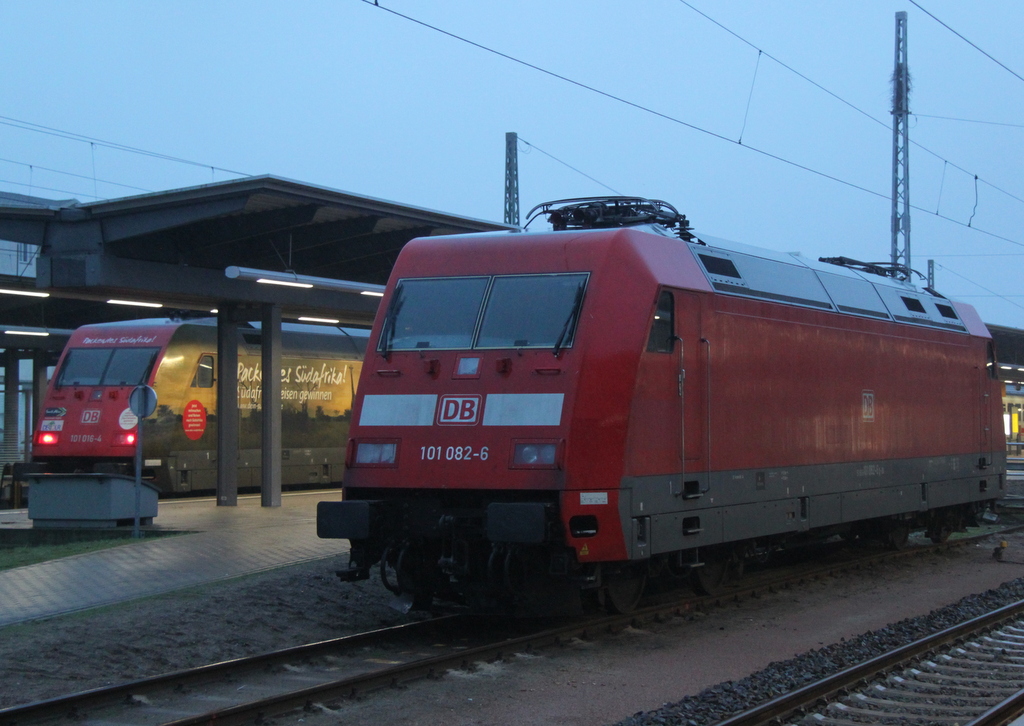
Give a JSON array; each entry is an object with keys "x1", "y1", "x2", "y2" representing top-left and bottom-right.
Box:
[{"x1": 526, "y1": 197, "x2": 694, "y2": 240}]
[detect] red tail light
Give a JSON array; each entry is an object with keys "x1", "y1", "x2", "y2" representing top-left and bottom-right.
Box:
[
  {"x1": 36, "y1": 432, "x2": 59, "y2": 445},
  {"x1": 114, "y1": 432, "x2": 137, "y2": 446}
]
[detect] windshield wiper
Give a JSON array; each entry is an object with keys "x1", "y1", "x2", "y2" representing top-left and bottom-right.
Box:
[
  {"x1": 553, "y1": 282, "x2": 586, "y2": 356},
  {"x1": 379, "y1": 285, "x2": 405, "y2": 360}
]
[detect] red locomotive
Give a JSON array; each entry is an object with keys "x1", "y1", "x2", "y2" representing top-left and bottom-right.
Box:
[{"x1": 317, "y1": 198, "x2": 1005, "y2": 615}]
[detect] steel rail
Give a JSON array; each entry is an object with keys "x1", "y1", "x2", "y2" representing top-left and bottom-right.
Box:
[
  {"x1": 136, "y1": 536, "x2": 1022, "y2": 726},
  {"x1": 710, "y1": 598, "x2": 1024, "y2": 726},
  {"x1": 0, "y1": 526, "x2": 1013, "y2": 726},
  {"x1": 0, "y1": 615, "x2": 463, "y2": 726},
  {"x1": 159, "y1": 617, "x2": 626, "y2": 726},
  {"x1": 966, "y1": 687, "x2": 1024, "y2": 726}
]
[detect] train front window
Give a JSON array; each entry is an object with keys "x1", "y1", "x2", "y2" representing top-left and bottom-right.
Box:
[
  {"x1": 380, "y1": 277, "x2": 489, "y2": 351},
  {"x1": 192, "y1": 354, "x2": 215, "y2": 388},
  {"x1": 56, "y1": 347, "x2": 159, "y2": 387},
  {"x1": 476, "y1": 273, "x2": 588, "y2": 349},
  {"x1": 103, "y1": 348, "x2": 158, "y2": 386},
  {"x1": 57, "y1": 349, "x2": 111, "y2": 386}
]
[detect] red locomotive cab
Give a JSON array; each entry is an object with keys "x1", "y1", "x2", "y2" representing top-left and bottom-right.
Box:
[
  {"x1": 327, "y1": 248, "x2": 603, "y2": 613},
  {"x1": 320, "y1": 202, "x2": 710, "y2": 615},
  {"x1": 34, "y1": 329, "x2": 170, "y2": 461},
  {"x1": 348, "y1": 271, "x2": 587, "y2": 485}
]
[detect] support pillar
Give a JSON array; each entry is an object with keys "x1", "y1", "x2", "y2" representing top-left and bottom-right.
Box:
[
  {"x1": 2, "y1": 351, "x2": 19, "y2": 466},
  {"x1": 261, "y1": 303, "x2": 282, "y2": 507},
  {"x1": 31, "y1": 351, "x2": 48, "y2": 439},
  {"x1": 216, "y1": 306, "x2": 239, "y2": 506}
]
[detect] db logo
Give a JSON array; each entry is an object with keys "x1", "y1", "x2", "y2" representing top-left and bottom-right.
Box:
[
  {"x1": 81, "y1": 409, "x2": 101, "y2": 424},
  {"x1": 862, "y1": 390, "x2": 875, "y2": 422},
  {"x1": 437, "y1": 395, "x2": 482, "y2": 425}
]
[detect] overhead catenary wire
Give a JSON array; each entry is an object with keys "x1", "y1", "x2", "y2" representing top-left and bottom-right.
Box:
[
  {"x1": 0, "y1": 3, "x2": 1015, "y2": 314},
  {"x1": 360, "y1": 0, "x2": 1024, "y2": 252},
  {"x1": 935, "y1": 263, "x2": 1024, "y2": 312},
  {"x1": 913, "y1": 112, "x2": 1024, "y2": 129},
  {"x1": 935, "y1": 161, "x2": 947, "y2": 215},
  {"x1": 738, "y1": 50, "x2": 762, "y2": 144},
  {"x1": 0, "y1": 181, "x2": 103, "y2": 201},
  {"x1": 359, "y1": 4, "x2": 893, "y2": 199},
  {"x1": 674, "y1": 0, "x2": 1024, "y2": 211},
  {"x1": 931, "y1": 253, "x2": 1024, "y2": 257},
  {"x1": 517, "y1": 139, "x2": 623, "y2": 196},
  {"x1": 0, "y1": 156, "x2": 152, "y2": 194},
  {"x1": 0, "y1": 115, "x2": 249, "y2": 178},
  {"x1": 0, "y1": 5, "x2": 1013, "y2": 245},
  {"x1": 907, "y1": 0, "x2": 1024, "y2": 85}
]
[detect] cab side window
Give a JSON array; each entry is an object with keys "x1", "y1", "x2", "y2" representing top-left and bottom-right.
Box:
[
  {"x1": 646, "y1": 291, "x2": 675, "y2": 353},
  {"x1": 192, "y1": 355, "x2": 215, "y2": 388}
]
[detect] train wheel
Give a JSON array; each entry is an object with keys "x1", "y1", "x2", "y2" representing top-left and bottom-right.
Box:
[
  {"x1": 886, "y1": 522, "x2": 910, "y2": 550},
  {"x1": 379, "y1": 545, "x2": 401, "y2": 595},
  {"x1": 394, "y1": 542, "x2": 437, "y2": 609},
  {"x1": 690, "y1": 549, "x2": 743, "y2": 597},
  {"x1": 690, "y1": 559, "x2": 728, "y2": 596},
  {"x1": 604, "y1": 571, "x2": 646, "y2": 614},
  {"x1": 927, "y1": 508, "x2": 960, "y2": 544}
]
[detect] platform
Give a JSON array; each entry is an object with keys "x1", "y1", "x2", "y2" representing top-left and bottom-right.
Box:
[{"x1": 0, "y1": 490, "x2": 347, "y2": 627}]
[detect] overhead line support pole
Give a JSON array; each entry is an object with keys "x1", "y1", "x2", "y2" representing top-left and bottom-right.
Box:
[
  {"x1": 891, "y1": 11, "x2": 911, "y2": 278},
  {"x1": 504, "y1": 132, "x2": 520, "y2": 226}
]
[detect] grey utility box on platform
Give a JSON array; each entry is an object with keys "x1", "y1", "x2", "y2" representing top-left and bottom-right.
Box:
[{"x1": 26, "y1": 474, "x2": 159, "y2": 528}]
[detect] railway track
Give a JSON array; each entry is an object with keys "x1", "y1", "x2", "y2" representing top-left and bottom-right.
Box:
[
  {"x1": 0, "y1": 530, "x2": 1011, "y2": 726},
  {"x1": 710, "y1": 597, "x2": 1024, "y2": 726}
]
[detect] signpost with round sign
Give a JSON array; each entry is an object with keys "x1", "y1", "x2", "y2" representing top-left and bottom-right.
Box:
[{"x1": 130, "y1": 385, "x2": 158, "y2": 538}]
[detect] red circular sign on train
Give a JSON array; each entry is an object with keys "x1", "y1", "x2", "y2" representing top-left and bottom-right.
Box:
[{"x1": 182, "y1": 399, "x2": 207, "y2": 440}]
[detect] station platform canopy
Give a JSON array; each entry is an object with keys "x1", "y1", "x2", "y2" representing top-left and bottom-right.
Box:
[
  {"x1": 989, "y1": 324, "x2": 1024, "y2": 385},
  {"x1": 0, "y1": 175, "x2": 516, "y2": 331}
]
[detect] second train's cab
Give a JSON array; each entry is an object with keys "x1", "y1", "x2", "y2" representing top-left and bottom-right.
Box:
[{"x1": 33, "y1": 324, "x2": 175, "y2": 464}]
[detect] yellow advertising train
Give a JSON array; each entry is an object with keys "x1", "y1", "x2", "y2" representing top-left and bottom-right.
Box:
[{"x1": 32, "y1": 318, "x2": 367, "y2": 495}]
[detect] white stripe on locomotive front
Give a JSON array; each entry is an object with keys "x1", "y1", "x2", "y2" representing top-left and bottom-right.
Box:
[
  {"x1": 359, "y1": 394, "x2": 438, "y2": 426},
  {"x1": 358, "y1": 392, "x2": 564, "y2": 426},
  {"x1": 481, "y1": 393, "x2": 563, "y2": 426}
]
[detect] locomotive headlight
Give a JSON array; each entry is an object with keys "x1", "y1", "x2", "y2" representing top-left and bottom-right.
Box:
[
  {"x1": 354, "y1": 441, "x2": 398, "y2": 465},
  {"x1": 512, "y1": 442, "x2": 558, "y2": 468}
]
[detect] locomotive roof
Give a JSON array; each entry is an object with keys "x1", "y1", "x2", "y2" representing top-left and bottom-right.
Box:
[
  {"x1": 685, "y1": 230, "x2": 985, "y2": 336},
  {"x1": 398, "y1": 223, "x2": 988, "y2": 339}
]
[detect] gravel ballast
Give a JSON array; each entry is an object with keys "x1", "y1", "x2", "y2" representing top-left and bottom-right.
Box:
[
  {"x1": 3, "y1": 531, "x2": 1024, "y2": 725},
  {"x1": 619, "y1": 565, "x2": 1024, "y2": 726}
]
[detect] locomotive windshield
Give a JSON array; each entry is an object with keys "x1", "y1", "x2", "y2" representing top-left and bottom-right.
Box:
[
  {"x1": 477, "y1": 274, "x2": 588, "y2": 349},
  {"x1": 56, "y1": 347, "x2": 159, "y2": 387},
  {"x1": 379, "y1": 273, "x2": 589, "y2": 352},
  {"x1": 383, "y1": 276, "x2": 490, "y2": 351}
]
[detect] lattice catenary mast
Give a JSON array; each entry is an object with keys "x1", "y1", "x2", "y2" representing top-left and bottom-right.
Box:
[
  {"x1": 504, "y1": 132, "x2": 520, "y2": 226},
  {"x1": 891, "y1": 11, "x2": 911, "y2": 278}
]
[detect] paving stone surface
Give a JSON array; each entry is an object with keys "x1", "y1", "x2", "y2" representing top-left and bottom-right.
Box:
[{"x1": 0, "y1": 491, "x2": 347, "y2": 626}]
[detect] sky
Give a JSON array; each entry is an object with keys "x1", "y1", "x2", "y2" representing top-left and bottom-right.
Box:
[{"x1": 0, "y1": 1, "x2": 1021, "y2": 326}]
